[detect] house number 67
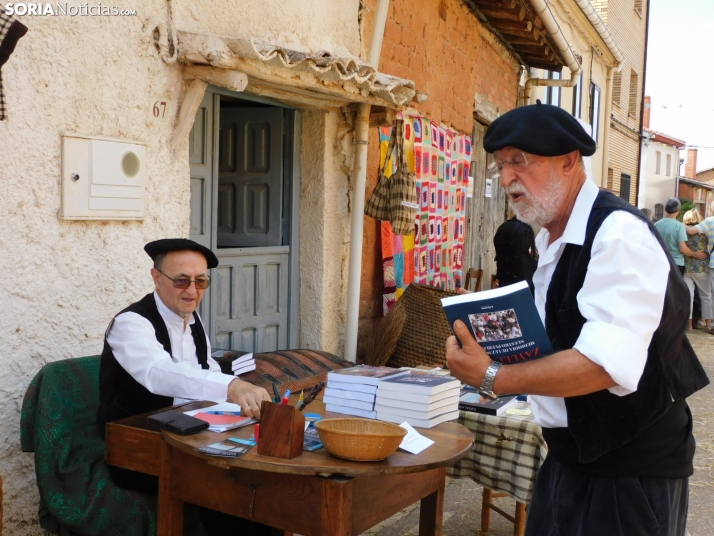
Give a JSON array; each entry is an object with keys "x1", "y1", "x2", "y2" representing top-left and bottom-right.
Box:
[{"x1": 152, "y1": 101, "x2": 167, "y2": 118}]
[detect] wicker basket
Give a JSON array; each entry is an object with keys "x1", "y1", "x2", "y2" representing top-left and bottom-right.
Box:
[
  {"x1": 367, "y1": 283, "x2": 457, "y2": 369},
  {"x1": 315, "y1": 418, "x2": 407, "y2": 462}
]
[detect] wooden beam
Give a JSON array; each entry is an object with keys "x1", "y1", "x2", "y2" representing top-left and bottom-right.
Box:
[
  {"x1": 516, "y1": 44, "x2": 551, "y2": 56},
  {"x1": 499, "y1": 26, "x2": 540, "y2": 40},
  {"x1": 504, "y1": 35, "x2": 547, "y2": 46},
  {"x1": 472, "y1": 0, "x2": 518, "y2": 8},
  {"x1": 170, "y1": 79, "x2": 207, "y2": 152},
  {"x1": 369, "y1": 108, "x2": 397, "y2": 127},
  {"x1": 478, "y1": 5, "x2": 525, "y2": 21},
  {"x1": 492, "y1": 19, "x2": 532, "y2": 31},
  {"x1": 182, "y1": 65, "x2": 248, "y2": 93}
]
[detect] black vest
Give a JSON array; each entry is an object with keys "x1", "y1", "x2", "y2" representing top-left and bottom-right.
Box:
[
  {"x1": 544, "y1": 191, "x2": 709, "y2": 464},
  {"x1": 96, "y1": 293, "x2": 209, "y2": 438}
]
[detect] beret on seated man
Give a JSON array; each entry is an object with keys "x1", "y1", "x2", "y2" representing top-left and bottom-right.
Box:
[
  {"x1": 96, "y1": 238, "x2": 272, "y2": 536},
  {"x1": 445, "y1": 101, "x2": 709, "y2": 536}
]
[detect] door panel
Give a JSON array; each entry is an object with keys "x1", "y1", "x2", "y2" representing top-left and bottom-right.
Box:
[
  {"x1": 212, "y1": 248, "x2": 289, "y2": 352},
  {"x1": 188, "y1": 93, "x2": 215, "y2": 324},
  {"x1": 218, "y1": 108, "x2": 283, "y2": 248}
]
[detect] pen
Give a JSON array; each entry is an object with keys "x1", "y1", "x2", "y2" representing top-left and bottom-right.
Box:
[
  {"x1": 281, "y1": 389, "x2": 292, "y2": 405},
  {"x1": 272, "y1": 382, "x2": 281, "y2": 403},
  {"x1": 204, "y1": 411, "x2": 241, "y2": 416}
]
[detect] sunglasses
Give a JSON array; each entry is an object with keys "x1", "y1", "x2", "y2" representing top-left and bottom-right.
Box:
[{"x1": 157, "y1": 269, "x2": 211, "y2": 290}]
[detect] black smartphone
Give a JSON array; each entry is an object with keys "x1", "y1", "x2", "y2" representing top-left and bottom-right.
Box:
[{"x1": 147, "y1": 409, "x2": 209, "y2": 435}]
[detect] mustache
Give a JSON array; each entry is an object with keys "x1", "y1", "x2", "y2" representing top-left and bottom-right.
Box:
[{"x1": 505, "y1": 184, "x2": 529, "y2": 197}]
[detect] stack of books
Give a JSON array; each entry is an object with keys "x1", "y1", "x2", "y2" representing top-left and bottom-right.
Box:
[
  {"x1": 324, "y1": 365, "x2": 410, "y2": 419},
  {"x1": 211, "y1": 349, "x2": 256, "y2": 376},
  {"x1": 375, "y1": 371, "x2": 461, "y2": 428}
]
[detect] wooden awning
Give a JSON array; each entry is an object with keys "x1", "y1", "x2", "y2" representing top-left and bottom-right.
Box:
[
  {"x1": 177, "y1": 31, "x2": 422, "y2": 109},
  {"x1": 462, "y1": 0, "x2": 566, "y2": 71}
]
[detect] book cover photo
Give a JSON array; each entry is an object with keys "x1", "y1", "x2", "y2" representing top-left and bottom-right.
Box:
[{"x1": 441, "y1": 280, "x2": 553, "y2": 364}]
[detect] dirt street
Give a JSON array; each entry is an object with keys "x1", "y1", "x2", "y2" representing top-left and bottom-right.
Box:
[{"x1": 365, "y1": 329, "x2": 714, "y2": 536}]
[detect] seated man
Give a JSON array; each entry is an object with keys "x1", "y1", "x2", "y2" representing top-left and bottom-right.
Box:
[{"x1": 96, "y1": 238, "x2": 272, "y2": 536}]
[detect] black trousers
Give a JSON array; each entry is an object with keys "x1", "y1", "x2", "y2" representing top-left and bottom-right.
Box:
[
  {"x1": 109, "y1": 466, "x2": 273, "y2": 536},
  {"x1": 525, "y1": 456, "x2": 689, "y2": 536}
]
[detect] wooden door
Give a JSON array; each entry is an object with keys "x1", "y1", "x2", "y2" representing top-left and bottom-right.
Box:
[
  {"x1": 464, "y1": 121, "x2": 508, "y2": 290},
  {"x1": 189, "y1": 92, "x2": 215, "y2": 322},
  {"x1": 212, "y1": 106, "x2": 289, "y2": 352},
  {"x1": 217, "y1": 108, "x2": 283, "y2": 248}
]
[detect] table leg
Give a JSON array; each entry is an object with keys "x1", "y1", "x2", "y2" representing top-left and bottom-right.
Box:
[
  {"x1": 481, "y1": 488, "x2": 493, "y2": 531},
  {"x1": 418, "y1": 467, "x2": 445, "y2": 536},
  {"x1": 514, "y1": 502, "x2": 527, "y2": 536},
  {"x1": 320, "y1": 476, "x2": 354, "y2": 536},
  {"x1": 158, "y1": 441, "x2": 183, "y2": 536}
]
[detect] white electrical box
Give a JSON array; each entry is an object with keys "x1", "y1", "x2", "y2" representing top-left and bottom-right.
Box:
[{"x1": 60, "y1": 134, "x2": 146, "y2": 220}]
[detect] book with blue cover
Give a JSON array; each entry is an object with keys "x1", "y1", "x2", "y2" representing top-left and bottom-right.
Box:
[{"x1": 440, "y1": 280, "x2": 553, "y2": 364}]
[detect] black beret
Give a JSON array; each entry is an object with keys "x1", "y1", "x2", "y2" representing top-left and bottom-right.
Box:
[
  {"x1": 144, "y1": 239, "x2": 219, "y2": 269},
  {"x1": 484, "y1": 100, "x2": 596, "y2": 157}
]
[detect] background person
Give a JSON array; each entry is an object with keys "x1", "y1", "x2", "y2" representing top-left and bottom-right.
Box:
[
  {"x1": 682, "y1": 209, "x2": 712, "y2": 332},
  {"x1": 492, "y1": 209, "x2": 538, "y2": 292},
  {"x1": 445, "y1": 102, "x2": 709, "y2": 536},
  {"x1": 654, "y1": 198, "x2": 707, "y2": 276},
  {"x1": 686, "y1": 203, "x2": 714, "y2": 333}
]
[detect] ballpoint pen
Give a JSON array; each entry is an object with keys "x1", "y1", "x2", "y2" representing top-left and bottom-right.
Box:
[
  {"x1": 272, "y1": 382, "x2": 281, "y2": 403},
  {"x1": 204, "y1": 411, "x2": 242, "y2": 416}
]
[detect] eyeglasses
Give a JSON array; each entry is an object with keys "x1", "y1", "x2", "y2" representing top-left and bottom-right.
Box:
[
  {"x1": 157, "y1": 269, "x2": 211, "y2": 290},
  {"x1": 488, "y1": 152, "x2": 530, "y2": 180}
]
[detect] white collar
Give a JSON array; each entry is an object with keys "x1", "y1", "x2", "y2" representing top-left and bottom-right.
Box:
[
  {"x1": 536, "y1": 179, "x2": 599, "y2": 249},
  {"x1": 153, "y1": 291, "x2": 195, "y2": 326}
]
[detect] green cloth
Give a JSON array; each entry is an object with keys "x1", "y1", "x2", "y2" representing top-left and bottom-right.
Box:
[
  {"x1": 654, "y1": 217, "x2": 687, "y2": 267},
  {"x1": 21, "y1": 356, "x2": 157, "y2": 535},
  {"x1": 20, "y1": 356, "x2": 203, "y2": 536}
]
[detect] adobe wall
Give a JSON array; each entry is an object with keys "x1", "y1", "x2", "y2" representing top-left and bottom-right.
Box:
[
  {"x1": 0, "y1": 2, "x2": 360, "y2": 533},
  {"x1": 356, "y1": 0, "x2": 521, "y2": 361}
]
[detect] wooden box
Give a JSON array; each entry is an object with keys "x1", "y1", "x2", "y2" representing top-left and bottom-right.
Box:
[{"x1": 256, "y1": 401, "x2": 305, "y2": 459}]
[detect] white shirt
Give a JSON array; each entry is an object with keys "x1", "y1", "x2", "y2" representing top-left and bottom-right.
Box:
[
  {"x1": 106, "y1": 292, "x2": 234, "y2": 405},
  {"x1": 530, "y1": 180, "x2": 670, "y2": 428}
]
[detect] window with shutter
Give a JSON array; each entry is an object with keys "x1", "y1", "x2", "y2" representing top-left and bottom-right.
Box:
[{"x1": 620, "y1": 174, "x2": 631, "y2": 202}]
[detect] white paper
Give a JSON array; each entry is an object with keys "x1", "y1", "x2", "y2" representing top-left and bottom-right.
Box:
[
  {"x1": 467, "y1": 175, "x2": 475, "y2": 198},
  {"x1": 184, "y1": 401, "x2": 243, "y2": 416},
  {"x1": 398, "y1": 422, "x2": 435, "y2": 454},
  {"x1": 485, "y1": 178, "x2": 493, "y2": 198}
]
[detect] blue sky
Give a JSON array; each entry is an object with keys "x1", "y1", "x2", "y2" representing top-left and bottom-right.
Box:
[{"x1": 645, "y1": 0, "x2": 714, "y2": 173}]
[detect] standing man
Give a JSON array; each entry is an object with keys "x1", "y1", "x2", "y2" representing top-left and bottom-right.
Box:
[
  {"x1": 445, "y1": 102, "x2": 708, "y2": 535},
  {"x1": 96, "y1": 238, "x2": 272, "y2": 536},
  {"x1": 654, "y1": 198, "x2": 707, "y2": 275},
  {"x1": 492, "y1": 212, "x2": 538, "y2": 292}
]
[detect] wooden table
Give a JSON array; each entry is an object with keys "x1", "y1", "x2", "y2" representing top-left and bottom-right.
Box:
[{"x1": 105, "y1": 400, "x2": 473, "y2": 536}]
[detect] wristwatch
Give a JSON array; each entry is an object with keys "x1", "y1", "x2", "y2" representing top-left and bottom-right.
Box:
[{"x1": 478, "y1": 361, "x2": 502, "y2": 401}]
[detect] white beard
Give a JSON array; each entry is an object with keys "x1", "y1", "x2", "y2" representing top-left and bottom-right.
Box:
[{"x1": 506, "y1": 170, "x2": 566, "y2": 227}]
